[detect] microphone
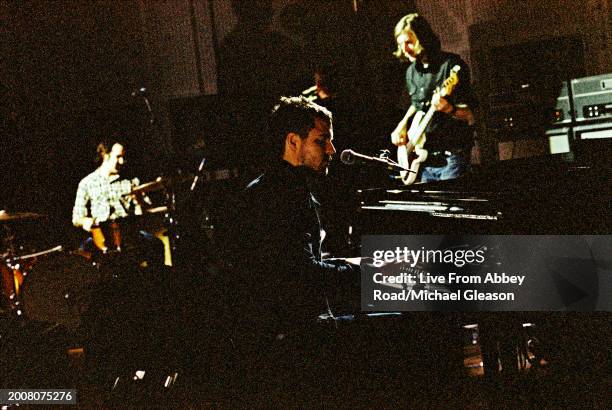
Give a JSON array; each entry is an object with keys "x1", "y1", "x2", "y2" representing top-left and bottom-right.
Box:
[
  {"x1": 131, "y1": 87, "x2": 148, "y2": 97},
  {"x1": 340, "y1": 149, "x2": 412, "y2": 173},
  {"x1": 131, "y1": 87, "x2": 154, "y2": 124}
]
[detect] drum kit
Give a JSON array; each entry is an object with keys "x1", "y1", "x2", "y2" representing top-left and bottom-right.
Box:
[{"x1": 0, "y1": 174, "x2": 192, "y2": 337}]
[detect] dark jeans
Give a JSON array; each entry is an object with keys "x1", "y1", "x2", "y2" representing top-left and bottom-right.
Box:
[{"x1": 420, "y1": 153, "x2": 468, "y2": 183}]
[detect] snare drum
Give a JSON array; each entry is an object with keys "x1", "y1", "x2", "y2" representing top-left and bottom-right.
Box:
[{"x1": 89, "y1": 217, "x2": 168, "y2": 267}]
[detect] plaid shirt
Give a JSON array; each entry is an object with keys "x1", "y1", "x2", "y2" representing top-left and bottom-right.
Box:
[{"x1": 72, "y1": 170, "x2": 139, "y2": 225}]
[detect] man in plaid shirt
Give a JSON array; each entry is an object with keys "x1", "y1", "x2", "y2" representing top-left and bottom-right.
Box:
[
  {"x1": 72, "y1": 141, "x2": 141, "y2": 231},
  {"x1": 71, "y1": 140, "x2": 166, "y2": 268}
]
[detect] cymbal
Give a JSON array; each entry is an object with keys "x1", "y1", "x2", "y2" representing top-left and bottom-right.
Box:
[
  {"x1": 145, "y1": 206, "x2": 168, "y2": 214},
  {"x1": 0, "y1": 210, "x2": 45, "y2": 222},
  {"x1": 130, "y1": 178, "x2": 166, "y2": 195},
  {"x1": 127, "y1": 175, "x2": 193, "y2": 196}
]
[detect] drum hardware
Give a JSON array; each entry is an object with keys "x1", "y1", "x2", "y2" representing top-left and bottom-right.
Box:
[
  {"x1": 125, "y1": 175, "x2": 193, "y2": 197},
  {"x1": 0, "y1": 210, "x2": 45, "y2": 223},
  {"x1": 16, "y1": 251, "x2": 102, "y2": 337},
  {"x1": 1, "y1": 211, "x2": 47, "y2": 256},
  {"x1": 158, "y1": 157, "x2": 209, "y2": 265},
  {"x1": 88, "y1": 206, "x2": 169, "y2": 254},
  {"x1": 2, "y1": 216, "x2": 46, "y2": 315},
  {"x1": 90, "y1": 161, "x2": 205, "y2": 267},
  {"x1": 146, "y1": 208, "x2": 172, "y2": 266},
  {"x1": 128, "y1": 178, "x2": 167, "y2": 196},
  {"x1": 118, "y1": 175, "x2": 192, "y2": 267},
  {"x1": 2, "y1": 224, "x2": 16, "y2": 259},
  {"x1": 91, "y1": 220, "x2": 123, "y2": 252},
  {"x1": 135, "y1": 169, "x2": 198, "y2": 266},
  {"x1": 2, "y1": 245, "x2": 64, "y2": 317},
  {"x1": 164, "y1": 185, "x2": 179, "y2": 266},
  {"x1": 9, "y1": 245, "x2": 63, "y2": 261},
  {"x1": 146, "y1": 206, "x2": 168, "y2": 215},
  {"x1": 88, "y1": 214, "x2": 171, "y2": 266}
]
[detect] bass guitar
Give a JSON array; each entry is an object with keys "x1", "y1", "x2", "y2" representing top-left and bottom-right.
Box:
[{"x1": 397, "y1": 65, "x2": 460, "y2": 185}]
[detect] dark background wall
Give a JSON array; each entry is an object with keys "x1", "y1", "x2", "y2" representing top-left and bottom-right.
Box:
[{"x1": 1, "y1": 0, "x2": 610, "y2": 244}]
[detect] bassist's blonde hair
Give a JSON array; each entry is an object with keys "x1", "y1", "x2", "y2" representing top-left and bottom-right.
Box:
[{"x1": 393, "y1": 13, "x2": 441, "y2": 62}]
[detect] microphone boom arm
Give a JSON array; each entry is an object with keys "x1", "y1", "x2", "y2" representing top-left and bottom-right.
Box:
[{"x1": 340, "y1": 149, "x2": 414, "y2": 173}]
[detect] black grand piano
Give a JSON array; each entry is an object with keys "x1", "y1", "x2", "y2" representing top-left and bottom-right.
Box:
[
  {"x1": 354, "y1": 155, "x2": 610, "y2": 236},
  {"x1": 347, "y1": 155, "x2": 610, "y2": 385}
]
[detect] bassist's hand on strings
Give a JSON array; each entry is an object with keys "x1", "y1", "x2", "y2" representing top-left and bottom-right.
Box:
[{"x1": 390, "y1": 128, "x2": 407, "y2": 146}]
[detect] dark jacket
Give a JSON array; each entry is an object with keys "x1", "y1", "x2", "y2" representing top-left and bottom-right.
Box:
[{"x1": 228, "y1": 161, "x2": 352, "y2": 338}]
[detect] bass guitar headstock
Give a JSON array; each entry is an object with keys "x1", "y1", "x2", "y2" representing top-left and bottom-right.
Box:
[{"x1": 439, "y1": 65, "x2": 460, "y2": 97}]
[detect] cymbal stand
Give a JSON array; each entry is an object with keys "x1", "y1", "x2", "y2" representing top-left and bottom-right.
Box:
[
  {"x1": 1, "y1": 226, "x2": 23, "y2": 318},
  {"x1": 164, "y1": 187, "x2": 179, "y2": 265},
  {"x1": 164, "y1": 156, "x2": 208, "y2": 267},
  {"x1": 1, "y1": 224, "x2": 16, "y2": 258}
]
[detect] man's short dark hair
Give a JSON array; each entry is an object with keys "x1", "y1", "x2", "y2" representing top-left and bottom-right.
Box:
[
  {"x1": 95, "y1": 139, "x2": 123, "y2": 166},
  {"x1": 269, "y1": 96, "x2": 332, "y2": 157}
]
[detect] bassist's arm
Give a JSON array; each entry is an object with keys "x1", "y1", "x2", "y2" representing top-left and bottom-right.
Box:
[
  {"x1": 432, "y1": 94, "x2": 475, "y2": 126},
  {"x1": 391, "y1": 105, "x2": 417, "y2": 146},
  {"x1": 448, "y1": 104, "x2": 474, "y2": 126}
]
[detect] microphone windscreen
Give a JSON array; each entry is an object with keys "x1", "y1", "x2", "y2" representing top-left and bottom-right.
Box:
[
  {"x1": 340, "y1": 150, "x2": 355, "y2": 165},
  {"x1": 131, "y1": 87, "x2": 147, "y2": 97}
]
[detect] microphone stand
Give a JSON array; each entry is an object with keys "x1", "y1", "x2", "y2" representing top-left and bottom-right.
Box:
[
  {"x1": 131, "y1": 87, "x2": 154, "y2": 125},
  {"x1": 142, "y1": 96, "x2": 154, "y2": 125},
  {"x1": 377, "y1": 150, "x2": 412, "y2": 173},
  {"x1": 169, "y1": 156, "x2": 208, "y2": 267},
  {"x1": 341, "y1": 149, "x2": 414, "y2": 173}
]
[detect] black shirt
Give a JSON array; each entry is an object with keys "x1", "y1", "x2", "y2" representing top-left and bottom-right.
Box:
[{"x1": 406, "y1": 52, "x2": 477, "y2": 152}]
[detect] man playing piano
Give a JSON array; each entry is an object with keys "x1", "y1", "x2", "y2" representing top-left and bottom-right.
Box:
[
  {"x1": 391, "y1": 13, "x2": 477, "y2": 183},
  {"x1": 225, "y1": 96, "x2": 359, "y2": 395}
]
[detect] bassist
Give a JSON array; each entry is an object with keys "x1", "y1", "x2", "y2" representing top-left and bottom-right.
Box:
[{"x1": 391, "y1": 13, "x2": 477, "y2": 183}]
